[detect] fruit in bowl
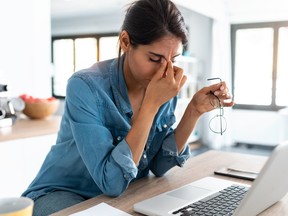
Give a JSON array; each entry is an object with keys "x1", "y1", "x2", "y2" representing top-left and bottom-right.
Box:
[{"x1": 20, "y1": 94, "x2": 59, "y2": 119}]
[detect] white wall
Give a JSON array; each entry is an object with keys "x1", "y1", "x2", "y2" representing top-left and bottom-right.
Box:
[
  {"x1": 52, "y1": 13, "x2": 124, "y2": 36},
  {"x1": 227, "y1": 0, "x2": 288, "y2": 24},
  {"x1": 231, "y1": 110, "x2": 288, "y2": 146},
  {"x1": 0, "y1": 0, "x2": 52, "y2": 98}
]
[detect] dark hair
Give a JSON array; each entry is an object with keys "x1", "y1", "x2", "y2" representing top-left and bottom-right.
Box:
[{"x1": 118, "y1": 0, "x2": 188, "y2": 56}]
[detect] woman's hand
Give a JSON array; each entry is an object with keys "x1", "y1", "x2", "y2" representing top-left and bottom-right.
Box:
[
  {"x1": 127, "y1": 61, "x2": 187, "y2": 165},
  {"x1": 143, "y1": 60, "x2": 187, "y2": 110},
  {"x1": 188, "y1": 81, "x2": 234, "y2": 117}
]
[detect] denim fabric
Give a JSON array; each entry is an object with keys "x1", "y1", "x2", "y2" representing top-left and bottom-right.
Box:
[
  {"x1": 32, "y1": 190, "x2": 85, "y2": 216},
  {"x1": 22, "y1": 55, "x2": 191, "y2": 201}
]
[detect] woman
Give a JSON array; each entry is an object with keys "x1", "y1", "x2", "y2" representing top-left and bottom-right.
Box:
[{"x1": 22, "y1": 0, "x2": 234, "y2": 215}]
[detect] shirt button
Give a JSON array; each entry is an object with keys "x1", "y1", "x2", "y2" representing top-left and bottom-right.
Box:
[
  {"x1": 163, "y1": 124, "x2": 168, "y2": 128},
  {"x1": 117, "y1": 136, "x2": 122, "y2": 141},
  {"x1": 143, "y1": 154, "x2": 147, "y2": 159}
]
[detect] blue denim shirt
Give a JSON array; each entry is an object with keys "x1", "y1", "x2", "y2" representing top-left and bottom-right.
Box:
[{"x1": 22, "y1": 55, "x2": 191, "y2": 200}]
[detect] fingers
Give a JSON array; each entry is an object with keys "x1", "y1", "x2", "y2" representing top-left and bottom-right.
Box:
[
  {"x1": 153, "y1": 60, "x2": 187, "y2": 96},
  {"x1": 206, "y1": 82, "x2": 229, "y2": 97},
  {"x1": 223, "y1": 101, "x2": 235, "y2": 107},
  {"x1": 165, "y1": 60, "x2": 174, "y2": 79},
  {"x1": 179, "y1": 75, "x2": 187, "y2": 89},
  {"x1": 204, "y1": 80, "x2": 234, "y2": 108},
  {"x1": 173, "y1": 66, "x2": 187, "y2": 90},
  {"x1": 173, "y1": 65, "x2": 183, "y2": 81},
  {"x1": 162, "y1": 61, "x2": 186, "y2": 87},
  {"x1": 206, "y1": 82, "x2": 225, "y2": 93},
  {"x1": 155, "y1": 60, "x2": 167, "y2": 79},
  {"x1": 214, "y1": 84, "x2": 228, "y2": 96}
]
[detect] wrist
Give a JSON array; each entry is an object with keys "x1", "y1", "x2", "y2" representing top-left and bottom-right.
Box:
[
  {"x1": 187, "y1": 102, "x2": 202, "y2": 119},
  {"x1": 141, "y1": 99, "x2": 160, "y2": 115}
]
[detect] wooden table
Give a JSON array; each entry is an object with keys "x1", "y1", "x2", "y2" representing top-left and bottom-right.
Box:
[
  {"x1": 52, "y1": 150, "x2": 288, "y2": 216},
  {"x1": 0, "y1": 115, "x2": 61, "y2": 142}
]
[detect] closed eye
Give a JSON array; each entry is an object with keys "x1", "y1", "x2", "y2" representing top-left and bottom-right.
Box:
[
  {"x1": 149, "y1": 57, "x2": 177, "y2": 63},
  {"x1": 149, "y1": 58, "x2": 162, "y2": 63}
]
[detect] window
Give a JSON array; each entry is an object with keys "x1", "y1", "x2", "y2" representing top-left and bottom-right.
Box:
[
  {"x1": 52, "y1": 34, "x2": 119, "y2": 97},
  {"x1": 231, "y1": 22, "x2": 288, "y2": 110},
  {"x1": 277, "y1": 27, "x2": 288, "y2": 106}
]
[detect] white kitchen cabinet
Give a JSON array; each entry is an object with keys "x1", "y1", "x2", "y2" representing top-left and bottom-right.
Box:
[
  {"x1": 0, "y1": 134, "x2": 57, "y2": 198},
  {"x1": 0, "y1": 116, "x2": 61, "y2": 198}
]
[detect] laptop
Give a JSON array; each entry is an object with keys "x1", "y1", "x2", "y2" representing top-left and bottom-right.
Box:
[{"x1": 133, "y1": 140, "x2": 288, "y2": 216}]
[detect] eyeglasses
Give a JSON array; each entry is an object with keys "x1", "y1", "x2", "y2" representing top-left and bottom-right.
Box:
[{"x1": 207, "y1": 78, "x2": 227, "y2": 135}]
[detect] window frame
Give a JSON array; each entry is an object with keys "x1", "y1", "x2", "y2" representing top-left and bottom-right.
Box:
[
  {"x1": 51, "y1": 33, "x2": 119, "y2": 99},
  {"x1": 231, "y1": 21, "x2": 288, "y2": 111}
]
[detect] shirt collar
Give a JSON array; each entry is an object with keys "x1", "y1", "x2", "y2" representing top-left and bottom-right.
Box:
[{"x1": 109, "y1": 54, "x2": 133, "y2": 116}]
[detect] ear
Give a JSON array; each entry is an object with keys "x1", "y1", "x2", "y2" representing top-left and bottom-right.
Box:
[{"x1": 119, "y1": 30, "x2": 131, "y2": 52}]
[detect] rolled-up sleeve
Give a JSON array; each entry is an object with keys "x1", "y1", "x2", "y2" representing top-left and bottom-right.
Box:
[
  {"x1": 150, "y1": 131, "x2": 191, "y2": 177},
  {"x1": 66, "y1": 76, "x2": 137, "y2": 197},
  {"x1": 111, "y1": 140, "x2": 138, "y2": 180}
]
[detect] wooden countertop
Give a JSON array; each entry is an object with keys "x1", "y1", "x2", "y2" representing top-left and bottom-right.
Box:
[
  {"x1": 52, "y1": 150, "x2": 287, "y2": 216},
  {"x1": 0, "y1": 115, "x2": 62, "y2": 142}
]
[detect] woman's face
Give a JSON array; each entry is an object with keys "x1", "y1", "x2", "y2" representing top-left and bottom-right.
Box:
[{"x1": 123, "y1": 35, "x2": 183, "y2": 88}]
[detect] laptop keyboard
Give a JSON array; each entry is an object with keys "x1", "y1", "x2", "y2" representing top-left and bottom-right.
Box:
[{"x1": 172, "y1": 184, "x2": 249, "y2": 216}]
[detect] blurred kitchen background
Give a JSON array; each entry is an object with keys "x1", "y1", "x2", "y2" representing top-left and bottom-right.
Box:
[{"x1": 0, "y1": 0, "x2": 288, "y2": 197}]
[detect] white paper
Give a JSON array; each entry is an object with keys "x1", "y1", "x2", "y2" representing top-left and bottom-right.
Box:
[{"x1": 70, "y1": 202, "x2": 132, "y2": 216}]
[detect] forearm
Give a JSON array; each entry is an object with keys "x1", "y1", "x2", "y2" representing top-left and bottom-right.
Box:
[{"x1": 125, "y1": 102, "x2": 159, "y2": 165}]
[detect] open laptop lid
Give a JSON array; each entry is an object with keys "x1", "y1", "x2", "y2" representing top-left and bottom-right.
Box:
[
  {"x1": 234, "y1": 140, "x2": 288, "y2": 216},
  {"x1": 133, "y1": 141, "x2": 288, "y2": 216}
]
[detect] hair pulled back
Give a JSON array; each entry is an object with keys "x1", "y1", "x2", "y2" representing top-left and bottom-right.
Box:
[{"x1": 120, "y1": 0, "x2": 188, "y2": 49}]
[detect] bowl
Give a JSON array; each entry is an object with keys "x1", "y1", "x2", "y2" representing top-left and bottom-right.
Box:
[{"x1": 22, "y1": 99, "x2": 59, "y2": 119}]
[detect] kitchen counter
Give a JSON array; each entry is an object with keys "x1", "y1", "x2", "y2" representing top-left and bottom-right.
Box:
[{"x1": 0, "y1": 115, "x2": 61, "y2": 142}]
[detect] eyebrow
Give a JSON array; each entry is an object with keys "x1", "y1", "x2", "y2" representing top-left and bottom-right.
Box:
[{"x1": 148, "y1": 52, "x2": 181, "y2": 61}]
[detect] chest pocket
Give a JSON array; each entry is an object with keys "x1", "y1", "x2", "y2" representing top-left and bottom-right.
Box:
[
  {"x1": 147, "y1": 114, "x2": 176, "y2": 154},
  {"x1": 155, "y1": 114, "x2": 176, "y2": 132}
]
